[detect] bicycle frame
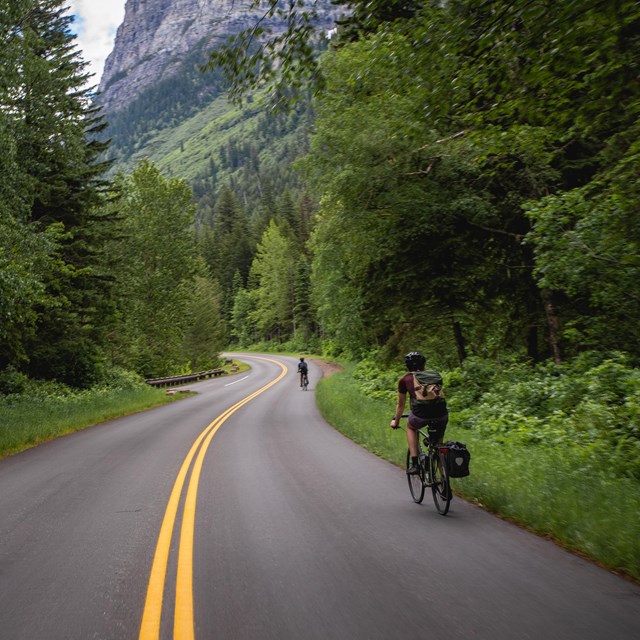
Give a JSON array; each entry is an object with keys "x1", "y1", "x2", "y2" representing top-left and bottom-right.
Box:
[{"x1": 400, "y1": 417, "x2": 452, "y2": 515}]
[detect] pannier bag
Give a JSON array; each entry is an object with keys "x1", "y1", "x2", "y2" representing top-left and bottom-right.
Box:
[{"x1": 440, "y1": 441, "x2": 471, "y2": 478}]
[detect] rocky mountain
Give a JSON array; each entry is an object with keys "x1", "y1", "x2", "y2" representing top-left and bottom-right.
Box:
[
  {"x1": 98, "y1": 0, "x2": 341, "y2": 112},
  {"x1": 94, "y1": 0, "x2": 343, "y2": 231}
]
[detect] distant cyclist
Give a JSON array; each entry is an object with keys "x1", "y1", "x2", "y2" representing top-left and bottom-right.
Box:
[
  {"x1": 390, "y1": 352, "x2": 448, "y2": 475},
  {"x1": 297, "y1": 357, "x2": 309, "y2": 388}
]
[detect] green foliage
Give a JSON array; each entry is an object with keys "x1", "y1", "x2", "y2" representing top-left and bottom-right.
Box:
[
  {"x1": 201, "y1": 185, "x2": 253, "y2": 302},
  {"x1": 183, "y1": 275, "x2": 227, "y2": 370},
  {"x1": 249, "y1": 219, "x2": 298, "y2": 340},
  {"x1": 230, "y1": 287, "x2": 258, "y2": 346},
  {"x1": 92, "y1": 365, "x2": 146, "y2": 391},
  {"x1": 0, "y1": 211, "x2": 53, "y2": 358},
  {"x1": 303, "y1": 20, "x2": 536, "y2": 358},
  {"x1": 302, "y1": 0, "x2": 640, "y2": 364},
  {"x1": 316, "y1": 358, "x2": 640, "y2": 579},
  {"x1": 450, "y1": 353, "x2": 640, "y2": 479},
  {"x1": 0, "y1": 383, "x2": 180, "y2": 459},
  {"x1": 105, "y1": 160, "x2": 209, "y2": 377},
  {"x1": 351, "y1": 356, "x2": 404, "y2": 402},
  {"x1": 0, "y1": 0, "x2": 114, "y2": 384},
  {"x1": 0, "y1": 366, "x2": 30, "y2": 395},
  {"x1": 525, "y1": 188, "x2": 640, "y2": 353}
]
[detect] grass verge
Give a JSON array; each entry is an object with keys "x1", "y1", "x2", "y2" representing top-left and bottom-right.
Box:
[
  {"x1": 0, "y1": 387, "x2": 189, "y2": 460},
  {"x1": 317, "y1": 366, "x2": 640, "y2": 582},
  {"x1": 0, "y1": 359, "x2": 248, "y2": 459}
]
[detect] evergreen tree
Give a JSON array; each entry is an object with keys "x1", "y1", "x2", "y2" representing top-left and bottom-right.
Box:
[
  {"x1": 0, "y1": 1, "x2": 53, "y2": 363},
  {"x1": 202, "y1": 184, "x2": 253, "y2": 316},
  {"x1": 293, "y1": 254, "x2": 314, "y2": 340},
  {"x1": 0, "y1": 0, "x2": 113, "y2": 384},
  {"x1": 230, "y1": 287, "x2": 257, "y2": 346},
  {"x1": 249, "y1": 220, "x2": 298, "y2": 341},
  {"x1": 107, "y1": 160, "x2": 200, "y2": 377},
  {"x1": 183, "y1": 275, "x2": 227, "y2": 370}
]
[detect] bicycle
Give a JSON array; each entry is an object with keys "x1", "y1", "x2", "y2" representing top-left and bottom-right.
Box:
[
  {"x1": 300, "y1": 371, "x2": 309, "y2": 390},
  {"x1": 399, "y1": 415, "x2": 452, "y2": 515}
]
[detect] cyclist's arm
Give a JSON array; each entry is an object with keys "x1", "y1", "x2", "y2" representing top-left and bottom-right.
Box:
[{"x1": 391, "y1": 391, "x2": 406, "y2": 429}]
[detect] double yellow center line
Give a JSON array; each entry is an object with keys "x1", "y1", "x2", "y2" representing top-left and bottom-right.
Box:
[{"x1": 139, "y1": 357, "x2": 287, "y2": 640}]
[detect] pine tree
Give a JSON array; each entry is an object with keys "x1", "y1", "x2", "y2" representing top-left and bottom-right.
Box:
[
  {"x1": 183, "y1": 276, "x2": 227, "y2": 371},
  {"x1": 0, "y1": 0, "x2": 113, "y2": 384},
  {"x1": 203, "y1": 185, "x2": 252, "y2": 308},
  {"x1": 107, "y1": 160, "x2": 200, "y2": 378},
  {"x1": 249, "y1": 220, "x2": 298, "y2": 341}
]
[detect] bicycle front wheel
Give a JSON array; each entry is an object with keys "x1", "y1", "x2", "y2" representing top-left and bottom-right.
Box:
[
  {"x1": 430, "y1": 451, "x2": 451, "y2": 515},
  {"x1": 406, "y1": 449, "x2": 425, "y2": 504}
]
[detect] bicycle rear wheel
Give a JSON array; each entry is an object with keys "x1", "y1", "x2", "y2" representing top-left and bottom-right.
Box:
[
  {"x1": 406, "y1": 449, "x2": 425, "y2": 504},
  {"x1": 430, "y1": 451, "x2": 451, "y2": 515},
  {"x1": 303, "y1": 374, "x2": 309, "y2": 390}
]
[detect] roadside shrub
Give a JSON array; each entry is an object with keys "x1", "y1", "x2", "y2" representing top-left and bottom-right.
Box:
[
  {"x1": 444, "y1": 356, "x2": 501, "y2": 409},
  {"x1": 352, "y1": 355, "x2": 403, "y2": 402},
  {"x1": 447, "y1": 351, "x2": 640, "y2": 479},
  {"x1": 95, "y1": 365, "x2": 146, "y2": 390},
  {"x1": 346, "y1": 349, "x2": 640, "y2": 479},
  {"x1": 317, "y1": 358, "x2": 640, "y2": 579},
  {"x1": 0, "y1": 366, "x2": 29, "y2": 395}
]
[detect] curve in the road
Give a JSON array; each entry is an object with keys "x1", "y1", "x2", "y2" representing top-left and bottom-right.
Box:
[{"x1": 139, "y1": 356, "x2": 287, "y2": 640}]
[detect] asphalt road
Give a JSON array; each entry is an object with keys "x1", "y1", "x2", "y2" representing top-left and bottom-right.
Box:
[{"x1": 1, "y1": 354, "x2": 639, "y2": 640}]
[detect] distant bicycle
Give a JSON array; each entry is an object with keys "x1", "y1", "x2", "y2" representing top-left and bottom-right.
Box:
[
  {"x1": 399, "y1": 415, "x2": 452, "y2": 515},
  {"x1": 297, "y1": 357, "x2": 309, "y2": 390}
]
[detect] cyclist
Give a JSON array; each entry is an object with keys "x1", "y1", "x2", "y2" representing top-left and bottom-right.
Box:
[
  {"x1": 297, "y1": 357, "x2": 309, "y2": 388},
  {"x1": 390, "y1": 352, "x2": 448, "y2": 475}
]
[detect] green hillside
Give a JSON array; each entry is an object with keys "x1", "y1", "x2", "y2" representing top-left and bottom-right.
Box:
[{"x1": 101, "y1": 37, "x2": 313, "y2": 220}]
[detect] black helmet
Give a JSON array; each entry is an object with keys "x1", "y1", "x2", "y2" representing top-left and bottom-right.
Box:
[
  {"x1": 300, "y1": 357, "x2": 305, "y2": 361},
  {"x1": 404, "y1": 351, "x2": 425, "y2": 371}
]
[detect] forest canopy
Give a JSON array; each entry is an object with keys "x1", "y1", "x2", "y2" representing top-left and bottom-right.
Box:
[
  {"x1": 1, "y1": 0, "x2": 639, "y2": 391},
  {"x1": 204, "y1": 0, "x2": 639, "y2": 365},
  {"x1": 0, "y1": 0, "x2": 227, "y2": 389},
  {"x1": 299, "y1": 0, "x2": 640, "y2": 364}
]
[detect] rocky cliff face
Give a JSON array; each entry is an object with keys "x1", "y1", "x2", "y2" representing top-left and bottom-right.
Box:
[{"x1": 98, "y1": 0, "x2": 340, "y2": 112}]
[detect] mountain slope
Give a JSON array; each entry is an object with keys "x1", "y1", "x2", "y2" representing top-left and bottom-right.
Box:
[
  {"x1": 97, "y1": 0, "x2": 336, "y2": 216},
  {"x1": 99, "y1": 0, "x2": 339, "y2": 111}
]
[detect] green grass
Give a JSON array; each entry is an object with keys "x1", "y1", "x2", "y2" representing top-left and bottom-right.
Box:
[
  {"x1": 0, "y1": 360, "x2": 248, "y2": 459},
  {"x1": 0, "y1": 387, "x2": 187, "y2": 459},
  {"x1": 317, "y1": 367, "x2": 640, "y2": 581},
  {"x1": 112, "y1": 89, "x2": 303, "y2": 187}
]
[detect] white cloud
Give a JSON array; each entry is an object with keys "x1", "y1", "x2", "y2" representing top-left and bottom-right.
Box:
[{"x1": 65, "y1": 0, "x2": 126, "y2": 85}]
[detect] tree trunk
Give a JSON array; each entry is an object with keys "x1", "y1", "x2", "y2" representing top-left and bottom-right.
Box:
[
  {"x1": 527, "y1": 325, "x2": 539, "y2": 361},
  {"x1": 541, "y1": 289, "x2": 562, "y2": 364},
  {"x1": 453, "y1": 320, "x2": 467, "y2": 364}
]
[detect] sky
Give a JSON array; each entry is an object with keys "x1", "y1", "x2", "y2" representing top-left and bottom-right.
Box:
[{"x1": 65, "y1": 0, "x2": 127, "y2": 85}]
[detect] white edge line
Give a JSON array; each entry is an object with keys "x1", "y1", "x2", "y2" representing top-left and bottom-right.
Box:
[{"x1": 224, "y1": 375, "x2": 250, "y2": 387}]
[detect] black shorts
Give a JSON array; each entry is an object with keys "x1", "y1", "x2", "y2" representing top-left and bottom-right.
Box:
[{"x1": 408, "y1": 413, "x2": 448, "y2": 443}]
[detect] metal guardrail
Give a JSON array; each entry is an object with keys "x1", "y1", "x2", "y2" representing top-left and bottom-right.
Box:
[{"x1": 145, "y1": 368, "x2": 225, "y2": 387}]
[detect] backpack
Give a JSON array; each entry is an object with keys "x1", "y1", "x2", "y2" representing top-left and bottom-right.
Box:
[{"x1": 412, "y1": 370, "x2": 445, "y2": 402}]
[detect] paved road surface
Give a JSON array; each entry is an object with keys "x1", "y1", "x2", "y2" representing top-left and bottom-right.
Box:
[{"x1": 1, "y1": 354, "x2": 639, "y2": 639}]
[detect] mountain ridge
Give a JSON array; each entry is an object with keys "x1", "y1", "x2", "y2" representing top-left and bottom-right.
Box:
[{"x1": 98, "y1": 0, "x2": 341, "y2": 112}]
